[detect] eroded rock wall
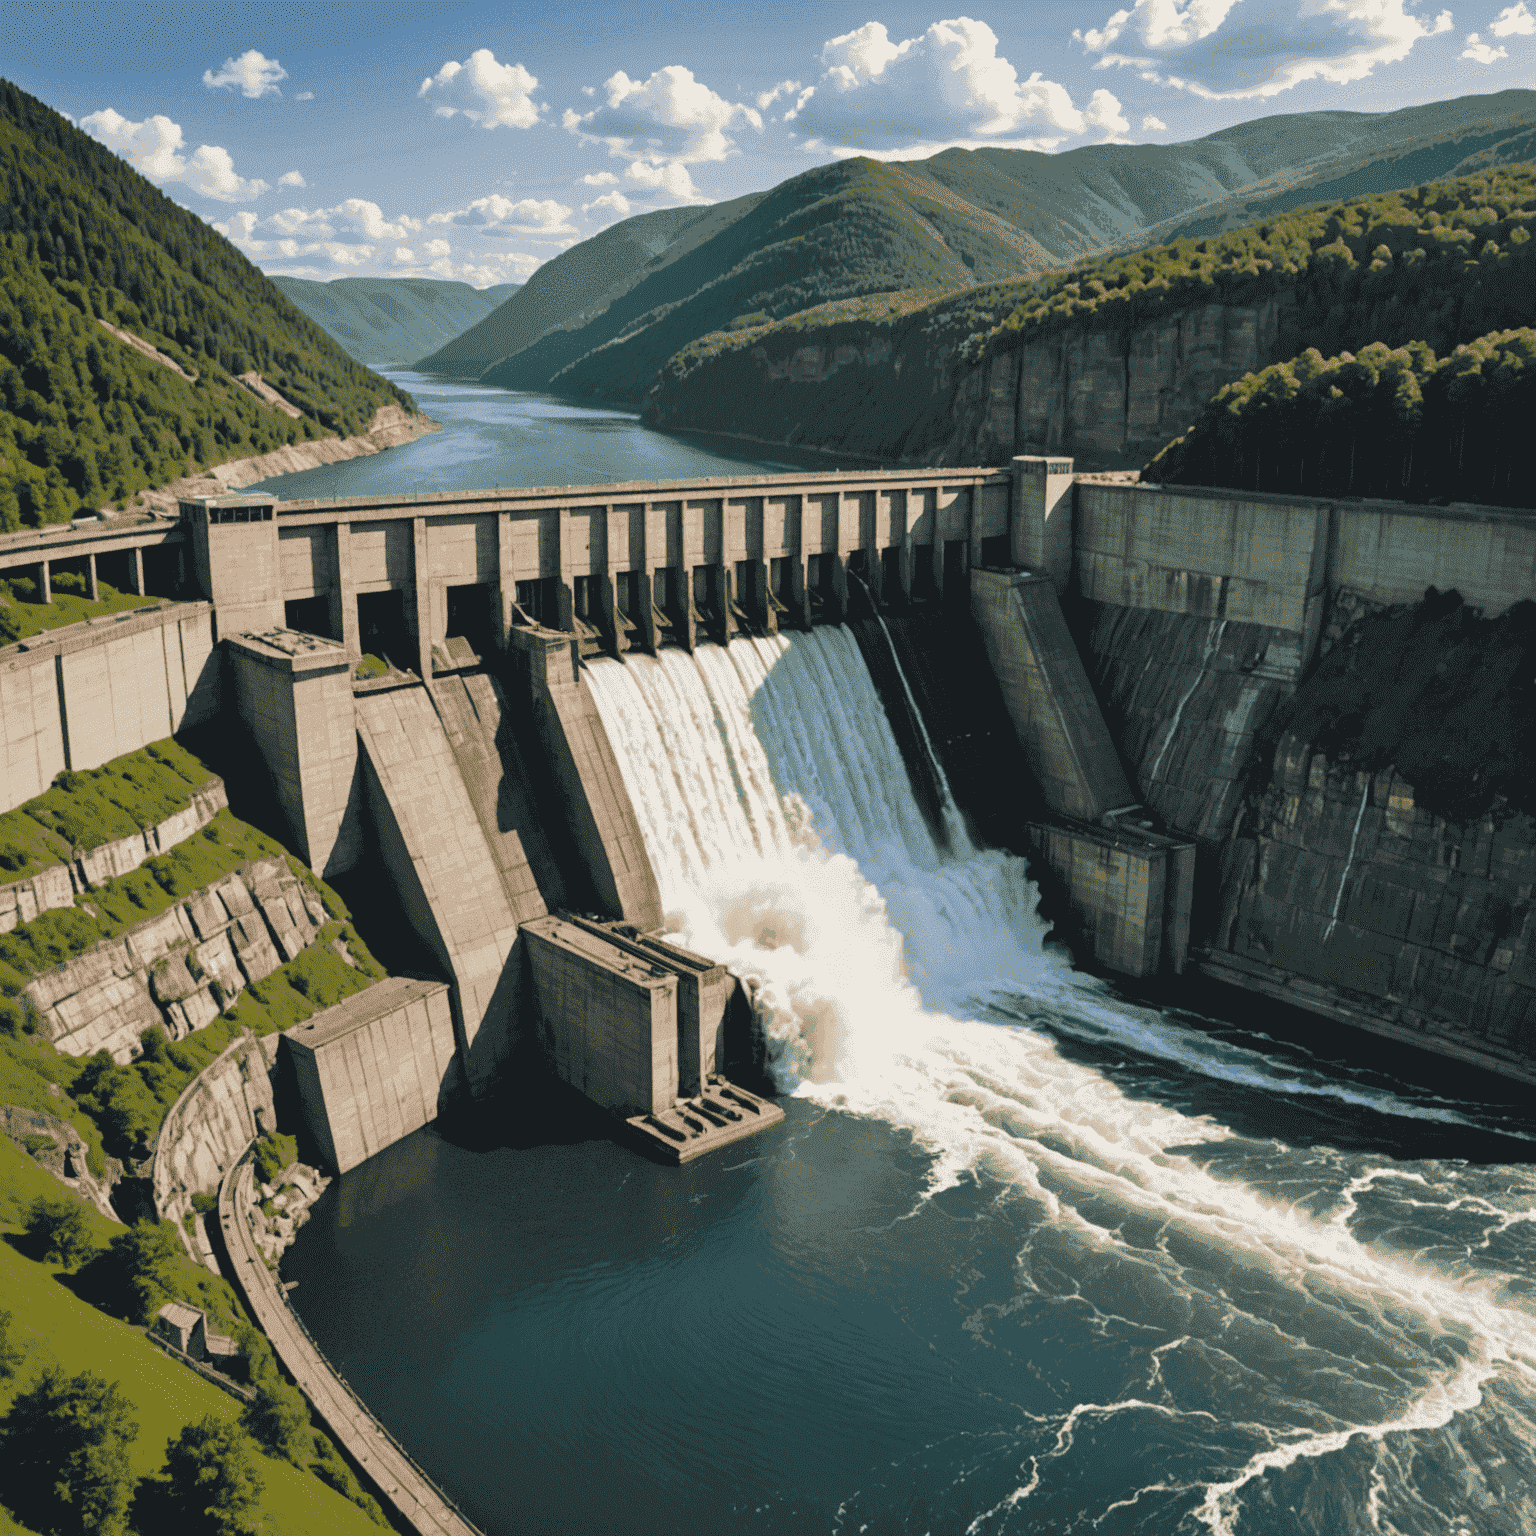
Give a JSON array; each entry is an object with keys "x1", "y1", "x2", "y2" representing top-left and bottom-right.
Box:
[
  {"x1": 646, "y1": 297, "x2": 1290, "y2": 468},
  {"x1": 23, "y1": 859, "x2": 326, "y2": 1060}
]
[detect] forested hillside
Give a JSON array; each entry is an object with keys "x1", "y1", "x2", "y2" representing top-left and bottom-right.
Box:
[
  {"x1": 642, "y1": 165, "x2": 1536, "y2": 477},
  {"x1": 272, "y1": 275, "x2": 518, "y2": 367},
  {"x1": 0, "y1": 81, "x2": 413, "y2": 530},
  {"x1": 420, "y1": 89, "x2": 1534, "y2": 413},
  {"x1": 1145, "y1": 329, "x2": 1535, "y2": 505}
]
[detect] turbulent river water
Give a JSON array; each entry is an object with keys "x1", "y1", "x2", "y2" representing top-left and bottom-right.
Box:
[{"x1": 274, "y1": 383, "x2": 1536, "y2": 1536}]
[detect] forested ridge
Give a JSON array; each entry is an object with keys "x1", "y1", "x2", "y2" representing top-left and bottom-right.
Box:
[
  {"x1": 0, "y1": 80, "x2": 412, "y2": 530},
  {"x1": 646, "y1": 165, "x2": 1536, "y2": 495}
]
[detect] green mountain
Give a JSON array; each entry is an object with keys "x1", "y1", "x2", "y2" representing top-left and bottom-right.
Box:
[
  {"x1": 421, "y1": 88, "x2": 1536, "y2": 412},
  {"x1": 270, "y1": 276, "x2": 520, "y2": 367},
  {"x1": 641, "y1": 164, "x2": 1536, "y2": 478},
  {"x1": 0, "y1": 80, "x2": 415, "y2": 530}
]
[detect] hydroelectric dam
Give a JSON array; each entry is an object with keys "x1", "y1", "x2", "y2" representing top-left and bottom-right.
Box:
[{"x1": 5, "y1": 454, "x2": 1536, "y2": 1535}]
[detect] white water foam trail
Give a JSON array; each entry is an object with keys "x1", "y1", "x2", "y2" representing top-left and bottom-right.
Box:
[{"x1": 585, "y1": 633, "x2": 1536, "y2": 1532}]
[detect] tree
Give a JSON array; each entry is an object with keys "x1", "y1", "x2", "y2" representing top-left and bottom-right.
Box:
[
  {"x1": 0, "y1": 1367, "x2": 138, "y2": 1536},
  {"x1": 92, "y1": 1219, "x2": 185, "y2": 1323},
  {"x1": 241, "y1": 1377, "x2": 312, "y2": 1465},
  {"x1": 0, "y1": 1308, "x2": 23, "y2": 1381},
  {"x1": 151, "y1": 1415, "x2": 264, "y2": 1535},
  {"x1": 24, "y1": 1194, "x2": 97, "y2": 1267}
]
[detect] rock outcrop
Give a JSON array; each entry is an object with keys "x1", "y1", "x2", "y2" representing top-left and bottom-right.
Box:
[
  {"x1": 644, "y1": 297, "x2": 1290, "y2": 468},
  {"x1": 0, "y1": 1103, "x2": 123, "y2": 1221},
  {"x1": 0, "y1": 779, "x2": 227, "y2": 934},
  {"x1": 23, "y1": 859, "x2": 327, "y2": 1060}
]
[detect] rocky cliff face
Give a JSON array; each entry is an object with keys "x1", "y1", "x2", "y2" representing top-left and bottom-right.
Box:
[
  {"x1": 1083, "y1": 587, "x2": 1536, "y2": 1073},
  {"x1": 23, "y1": 859, "x2": 327, "y2": 1060},
  {"x1": 646, "y1": 298, "x2": 1290, "y2": 469}
]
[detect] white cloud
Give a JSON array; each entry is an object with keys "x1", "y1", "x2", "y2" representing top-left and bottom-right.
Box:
[
  {"x1": 295, "y1": 91, "x2": 314, "y2": 101},
  {"x1": 789, "y1": 18, "x2": 1104, "y2": 152},
  {"x1": 394, "y1": 246, "x2": 414, "y2": 263},
  {"x1": 425, "y1": 238, "x2": 452, "y2": 259},
  {"x1": 583, "y1": 190, "x2": 633, "y2": 220},
  {"x1": 427, "y1": 194, "x2": 576, "y2": 237},
  {"x1": 1076, "y1": 0, "x2": 1456, "y2": 99},
  {"x1": 581, "y1": 171, "x2": 619, "y2": 186},
  {"x1": 419, "y1": 50, "x2": 542, "y2": 128},
  {"x1": 278, "y1": 169, "x2": 305, "y2": 188},
  {"x1": 756, "y1": 78, "x2": 802, "y2": 112},
  {"x1": 565, "y1": 65, "x2": 759, "y2": 203},
  {"x1": 1461, "y1": 29, "x2": 1510, "y2": 57},
  {"x1": 81, "y1": 109, "x2": 268, "y2": 201},
  {"x1": 1142, "y1": 113, "x2": 1168, "y2": 130},
  {"x1": 1490, "y1": 0, "x2": 1534, "y2": 31},
  {"x1": 268, "y1": 198, "x2": 422, "y2": 241},
  {"x1": 202, "y1": 50, "x2": 287, "y2": 99},
  {"x1": 1084, "y1": 88, "x2": 1130, "y2": 136}
]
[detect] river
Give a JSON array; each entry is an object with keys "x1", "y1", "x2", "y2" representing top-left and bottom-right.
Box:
[{"x1": 264, "y1": 377, "x2": 1536, "y2": 1536}]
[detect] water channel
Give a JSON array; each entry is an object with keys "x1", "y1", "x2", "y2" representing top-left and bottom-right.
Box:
[{"x1": 262, "y1": 376, "x2": 1536, "y2": 1536}]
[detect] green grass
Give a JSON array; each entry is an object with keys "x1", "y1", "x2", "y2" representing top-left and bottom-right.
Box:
[
  {"x1": 223, "y1": 925, "x2": 385, "y2": 1037},
  {"x1": 0, "y1": 580, "x2": 163, "y2": 645},
  {"x1": 0, "y1": 809, "x2": 293, "y2": 1002},
  {"x1": 0, "y1": 1178, "x2": 381, "y2": 1535},
  {"x1": 0, "y1": 738, "x2": 216, "y2": 883}
]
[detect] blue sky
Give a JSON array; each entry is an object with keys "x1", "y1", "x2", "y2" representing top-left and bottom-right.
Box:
[{"x1": 8, "y1": 0, "x2": 1533, "y2": 286}]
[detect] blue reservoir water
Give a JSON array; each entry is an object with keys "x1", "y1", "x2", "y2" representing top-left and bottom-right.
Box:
[
  {"x1": 267, "y1": 381, "x2": 1536, "y2": 1536},
  {"x1": 244, "y1": 372, "x2": 832, "y2": 501}
]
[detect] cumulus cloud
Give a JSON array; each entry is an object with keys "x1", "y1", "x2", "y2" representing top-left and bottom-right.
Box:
[
  {"x1": 583, "y1": 190, "x2": 633, "y2": 220},
  {"x1": 1075, "y1": 0, "x2": 1456, "y2": 99},
  {"x1": 203, "y1": 49, "x2": 287, "y2": 99},
  {"x1": 1490, "y1": 0, "x2": 1534, "y2": 31},
  {"x1": 788, "y1": 18, "x2": 1113, "y2": 152},
  {"x1": 581, "y1": 171, "x2": 619, "y2": 185},
  {"x1": 394, "y1": 246, "x2": 414, "y2": 263},
  {"x1": 564, "y1": 65, "x2": 760, "y2": 203},
  {"x1": 81, "y1": 109, "x2": 268, "y2": 200},
  {"x1": 756, "y1": 78, "x2": 803, "y2": 112},
  {"x1": 1461, "y1": 29, "x2": 1509, "y2": 57},
  {"x1": 267, "y1": 198, "x2": 423, "y2": 241},
  {"x1": 1084, "y1": 88, "x2": 1130, "y2": 136},
  {"x1": 419, "y1": 50, "x2": 542, "y2": 127},
  {"x1": 278, "y1": 169, "x2": 305, "y2": 187},
  {"x1": 1142, "y1": 113, "x2": 1168, "y2": 130},
  {"x1": 426, "y1": 194, "x2": 576, "y2": 238}
]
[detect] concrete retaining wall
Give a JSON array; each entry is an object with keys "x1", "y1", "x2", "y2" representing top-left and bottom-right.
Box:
[
  {"x1": 0, "y1": 603, "x2": 219, "y2": 814},
  {"x1": 284, "y1": 978, "x2": 455, "y2": 1175}
]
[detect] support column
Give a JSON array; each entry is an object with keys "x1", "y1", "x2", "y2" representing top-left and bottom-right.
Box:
[
  {"x1": 38, "y1": 559, "x2": 50, "y2": 605},
  {"x1": 130, "y1": 546, "x2": 145, "y2": 596},
  {"x1": 334, "y1": 523, "x2": 358, "y2": 656},
  {"x1": 86, "y1": 553, "x2": 99, "y2": 602},
  {"x1": 497, "y1": 511, "x2": 515, "y2": 646},
  {"x1": 412, "y1": 516, "x2": 431, "y2": 680}
]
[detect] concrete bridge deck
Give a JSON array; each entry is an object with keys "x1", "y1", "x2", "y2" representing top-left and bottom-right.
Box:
[{"x1": 218, "y1": 1151, "x2": 485, "y2": 1536}]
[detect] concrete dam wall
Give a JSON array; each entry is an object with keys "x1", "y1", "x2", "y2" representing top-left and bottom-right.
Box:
[{"x1": 0, "y1": 456, "x2": 1531, "y2": 1183}]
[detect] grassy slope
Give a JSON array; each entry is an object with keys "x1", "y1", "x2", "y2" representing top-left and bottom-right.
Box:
[
  {"x1": 0, "y1": 1147, "x2": 380, "y2": 1536},
  {"x1": 483, "y1": 158, "x2": 1047, "y2": 405},
  {"x1": 644, "y1": 165, "x2": 1536, "y2": 462},
  {"x1": 0, "y1": 579, "x2": 161, "y2": 644},
  {"x1": 0, "y1": 79, "x2": 414, "y2": 530},
  {"x1": 0, "y1": 738, "x2": 213, "y2": 880},
  {"x1": 419, "y1": 198, "x2": 763, "y2": 376}
]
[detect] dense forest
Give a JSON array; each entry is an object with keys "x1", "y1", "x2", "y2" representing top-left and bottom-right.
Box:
[
  {"x1": 0, "y1": 81, "x2": 412, "y2": 530},
  {"x1": 1144, "y1": 328, "x2": 1536, "y2": 505}
]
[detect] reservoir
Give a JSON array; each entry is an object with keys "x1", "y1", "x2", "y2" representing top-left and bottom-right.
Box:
[{"x1": 263, "y1": 378, "x2": 1536, "y2": 1536}]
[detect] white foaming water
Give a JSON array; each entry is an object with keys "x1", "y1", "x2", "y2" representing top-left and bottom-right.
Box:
[{"x1": 585, "y1": 632, "x2": 1536, "y2": 1534}]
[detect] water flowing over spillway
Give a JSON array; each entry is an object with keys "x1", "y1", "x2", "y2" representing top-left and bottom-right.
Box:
[{"x1": 586, "y1": 631, "x2": 1536, "y2": 1536}]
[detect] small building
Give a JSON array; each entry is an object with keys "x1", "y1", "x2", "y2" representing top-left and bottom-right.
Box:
[{"x1": 154, "y1": 1301, "x2": 206, "y2": 1359}]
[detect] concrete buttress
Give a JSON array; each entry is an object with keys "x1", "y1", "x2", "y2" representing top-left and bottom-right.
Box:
[{"x1": 354, "y1": 685, "x2": 521, "y2": 1094}]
